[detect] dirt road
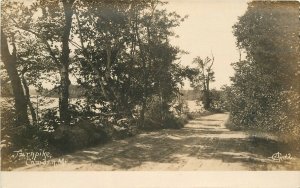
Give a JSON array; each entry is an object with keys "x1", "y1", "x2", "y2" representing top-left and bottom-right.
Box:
[{"x1": 15, "y1": 113, "x2": 300, "y2": 171}]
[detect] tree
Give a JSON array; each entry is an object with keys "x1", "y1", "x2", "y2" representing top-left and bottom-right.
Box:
[
  {"x1": 230, "y1": 1, "x2": 300, "y2": 139},
  {"x1": 191, "y1": 55, "x2": 215, "y2": 110},
  {"x1": 1, "y1": 30, "x2": 30, "y2": 126},
  {"x1": 233, "y1": 1, "x2": 299, "y2": 92},
  {"x1": 1, "y1": 0, "x2": 76, "y2": 125},
  {"x1": 71, "y1": 0, "x2": 187, "y2": 125},
  {"x1": 2, "y1": 0, "x2": 189, "y2": 128},
  {"x1": 16, "y1": 38, "x2": 58, "y2": 124},
  {"x1": 59, "y1": 0, "x2": 75, "y2": 125},
  {"x1": 1, "y1": 0, "x2": 193, "y2": 169}
]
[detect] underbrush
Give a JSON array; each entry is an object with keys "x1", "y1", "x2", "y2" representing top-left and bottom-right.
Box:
[
  {"x1": 225, "y1": 113, "x2": 300, "y2": 152},
  {"x1": 1, "y1": 97, "x2": 193, "y2": 170},
  {"x1": 140, "y1": 96, "x2": 192, "y2": 131},
  {"x1": 141, "y1": 114, "x2": 191, "y2": 131},
  {"x1": 1, "y1": 106, "x2": 52, "y2": 170},
  {"x1": 225, "y1": 90, "x2": 300, "y2": 149}
]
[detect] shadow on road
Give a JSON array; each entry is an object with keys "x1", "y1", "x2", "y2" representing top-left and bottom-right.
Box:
[
  {"x1": 17, "y1": 113, "x2": 300, "y2": 171},
  {"x1": 60, "y1": 114, "x2": 299, "y2": 170}
]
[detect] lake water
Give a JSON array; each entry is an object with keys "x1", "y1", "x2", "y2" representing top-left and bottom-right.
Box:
[{"x1": 1, "y1": 97, "x2": 203, "y2": 115}]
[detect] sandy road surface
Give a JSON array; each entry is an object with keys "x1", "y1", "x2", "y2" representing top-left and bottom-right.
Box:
[{"x1": 15, "y1": 113, "x2": 300, "y2": 171}]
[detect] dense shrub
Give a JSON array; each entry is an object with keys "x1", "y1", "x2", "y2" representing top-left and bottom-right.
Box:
[
  {"x1": 140, "y1": 95, "x2": 189, "y2": 130},
  {"x1": 39, "y1": 108, "x2": 60, "y2": 132},
  {"x1": 112, "y1": 118, "x2": 138, "y2": 139},
  {"x1": 51, "y1": 118, "x2": 111, "y2": 152},
  {"x1": 228, "y1": 1, "x2": 300, "y2": 146},
  {"x1": 163, "y1": 114, "x2": 187, "y2": 129},
  {"x1": 276, "y1": 91, "x2": 300, "y2": 143},
  {"x1": 227, "y1": 90, "x2": 300, "y2": 143},
  {"x1": 1, "y1": 105, "x2": 51, "y2": 170}
]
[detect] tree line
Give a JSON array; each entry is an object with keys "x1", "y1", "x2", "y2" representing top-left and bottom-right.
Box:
[
  {"x1": 3, "y1": 0, "x2": 299, "y2": 170},
  {"x1": 1, "y1": 0, "x2": 191, "y2": 125},
  {"x1": 1, "y1": 0, "x2": 194, "y2": 169},
  {"x1": 227, "y1": 1, "x2": 300, "y2": 144}
]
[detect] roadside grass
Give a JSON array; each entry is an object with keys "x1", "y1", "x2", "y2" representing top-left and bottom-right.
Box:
[{"x1": 224, "y1": 113, "x2": 300, "y2": 157}]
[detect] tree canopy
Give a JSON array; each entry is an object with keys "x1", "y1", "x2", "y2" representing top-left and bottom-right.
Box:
[
  {"x1": 229, "y1": 1, "x2": 300, "y2": 140},
  {"x1": 1, "y1": 0, "x2": 193, "y2": 164}
]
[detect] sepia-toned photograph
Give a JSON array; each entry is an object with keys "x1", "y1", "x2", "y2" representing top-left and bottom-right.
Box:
[{"x1": 1, "y1": 0, "x2": 300, "y2": 185}]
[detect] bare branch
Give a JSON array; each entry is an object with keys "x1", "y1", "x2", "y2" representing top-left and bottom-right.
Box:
[{"x1": 208, "y1": 51, "x2": 214, "y2": 69}]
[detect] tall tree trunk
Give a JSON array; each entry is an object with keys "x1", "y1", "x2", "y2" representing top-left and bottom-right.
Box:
[
  {"x1": 59, "y1": 64, "x2": 70, "y2": 125},
  {"x1": 1, "y1": 30, "x2": 30, "y2": 126},
  {"x1": 206, "y1": 77, "x2": 210, "y2": 109},
  {"x1": 159, "y1": 83, "x2": 164, "y2": 124},
  {"x1": 134, "y1": 10, "x2": 148, "y2": 127},
  {"x1": 203, "y1": 77, "x2": 211, "y2": 110},
  {"x1": 21, "y1": 73, "x2": 37, "y2": 124},
  {"x1": 59, "y1": 0, "x2": 74, "y2": 125}
]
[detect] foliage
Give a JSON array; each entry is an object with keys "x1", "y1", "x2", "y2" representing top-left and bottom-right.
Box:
[
  {"x1": 190, "y1": 55, "x2": 215, "y2": 110},
  {"x1": 1, "y1": 0, "x2": 191, "y2": 169},
  {"x1": 141, "y1": 95, "x2": 188, "y2": 130},
  {"x1": 1, "y1": 105, "x2": 51, "y2": 170},
  {"x1": 51, "y1": 118, "x2": 111, "y2": 152},
  {"x1": 229, "y1": 1, "x2": 300, "y2": 143},
  {"x1": 209, "y1": 87, "x2": 231, "y2": 112}
]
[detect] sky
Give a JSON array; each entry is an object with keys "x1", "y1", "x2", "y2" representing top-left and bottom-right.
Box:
[{"x1": 165, "y1": 0, "x2": 249, "y2": 89}]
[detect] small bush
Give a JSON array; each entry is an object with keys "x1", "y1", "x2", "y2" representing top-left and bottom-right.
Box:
[
  {"x1": 112, "y1": 118, "x2": 138, "y2": 139},
  {"x1": 140, "y1": 118, "x2": 162, "y2": 131},
  {"x1": 227, "y1": 89, "x2": 300, "y2": 147},
  {"x1": 140, "y1": 95, "x2": 190, "y2": 130},
  {"x1": 162, "y1": 114, "x2": 187, "y2": 129},
  {"x1": 51, "y1": 119, "x2": 110, "y2": 153},
  {"x1": 1, "y1": 105, "x2": 52, "y2": 170},
  {"x1": 186, "y1": 113, "x2": 194, "y2": 120},
  {"x1": 39, "y1": 108, "x2": 60, "y2": 132}
]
